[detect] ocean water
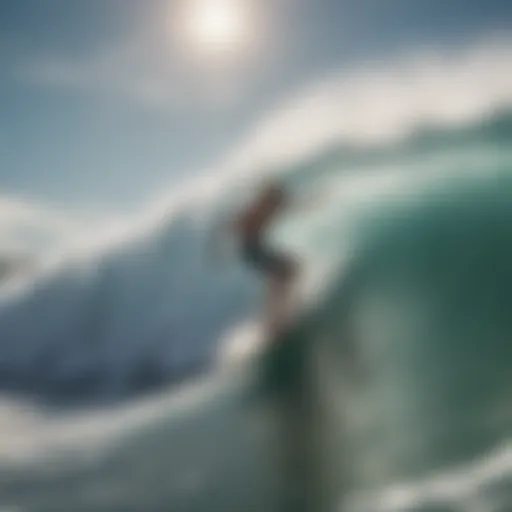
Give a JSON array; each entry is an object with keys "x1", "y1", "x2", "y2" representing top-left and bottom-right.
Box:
[{"x1": 0, "y1": 52, "x2": 512, "y2": 510}]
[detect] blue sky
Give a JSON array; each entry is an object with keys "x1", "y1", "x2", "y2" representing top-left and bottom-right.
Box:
[{"x1": 1, "y1": 0, "x2": 511, "y2": 221}]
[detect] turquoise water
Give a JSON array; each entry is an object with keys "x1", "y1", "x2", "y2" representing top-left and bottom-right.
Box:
[{"x1": 253, "y1": 113, "x2": 512, "y2": 509}]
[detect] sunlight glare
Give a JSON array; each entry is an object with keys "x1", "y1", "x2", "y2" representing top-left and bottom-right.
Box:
[{"x1": 184, "y1": 0, "x2": 249, "y2": 57}]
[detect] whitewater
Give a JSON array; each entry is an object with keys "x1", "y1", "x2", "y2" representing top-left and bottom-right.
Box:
[{"x1": 1, "y1": 40, "x2": 512, "y2": 511}]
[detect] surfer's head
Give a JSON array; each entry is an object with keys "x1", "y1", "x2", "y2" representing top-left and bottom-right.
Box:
[{"x1": 260, "y1": 180, "x2": 286, "y2": 205}]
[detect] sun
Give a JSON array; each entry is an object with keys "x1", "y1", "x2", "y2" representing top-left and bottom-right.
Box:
[{"x1": 183, "y1": 0, "x2": 249, "y2": 57}]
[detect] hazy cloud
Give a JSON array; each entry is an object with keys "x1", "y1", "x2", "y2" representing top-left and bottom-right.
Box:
[{"x1": 20, "y1": 38, "x2": 179, "y2": 107}]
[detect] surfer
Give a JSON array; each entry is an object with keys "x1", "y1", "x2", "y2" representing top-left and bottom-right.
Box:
[{"x1": 233, "y1": 181, "x2": 298, "y2": 337}]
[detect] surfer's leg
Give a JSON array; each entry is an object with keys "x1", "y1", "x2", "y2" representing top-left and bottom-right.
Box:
[
  {"x1": 266, "y1": 255, "x2": 297, "y2": 336},
  {"x1": 241, "y1": 240, "x2": 298, "y2": 337}
]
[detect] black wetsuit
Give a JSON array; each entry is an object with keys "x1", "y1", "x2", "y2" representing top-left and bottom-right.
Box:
[
  {"x1": 238, "y1": 187, "x2": 290, "y2": 276},
  {"x1": 241, "y1": 236, "x2": 288, "y2": 275}
]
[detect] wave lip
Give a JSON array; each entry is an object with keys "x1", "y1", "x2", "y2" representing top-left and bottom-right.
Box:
[{"x1": 347, "y1": 443, "x2": 512, "y2": 512}]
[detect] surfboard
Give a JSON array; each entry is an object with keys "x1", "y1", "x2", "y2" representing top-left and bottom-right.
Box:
[{"x1": 217, "y1": 304, "x2": 310, "y2": 401}]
